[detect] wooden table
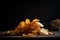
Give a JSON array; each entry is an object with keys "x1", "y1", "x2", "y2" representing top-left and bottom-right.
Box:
[{"x1": 0, "y1": 31, "x2": 60, "y2": 38}]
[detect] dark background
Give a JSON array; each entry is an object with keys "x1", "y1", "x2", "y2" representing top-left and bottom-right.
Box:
[{"x1": 0, "y1": 0, "x2": 60, "y2": 31}]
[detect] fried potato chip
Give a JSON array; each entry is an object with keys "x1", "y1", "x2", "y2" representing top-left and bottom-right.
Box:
[
  {"x1": 25, "y1": 19, "x2": 30, "y2": 25},
  {"x1": 25, "y1": 19, "x2": 31, "y2": 29},
  {"x1": 32, "y1": 19, "x2": 40, "y2": 23},
  {"x1": 17, "y1": 21, "x2": 25, "y2": 29}
]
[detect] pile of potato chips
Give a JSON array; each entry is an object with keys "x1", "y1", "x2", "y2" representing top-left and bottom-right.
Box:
[{"x1": 7, "y1": 19, "x2": 53, "y2": 37}]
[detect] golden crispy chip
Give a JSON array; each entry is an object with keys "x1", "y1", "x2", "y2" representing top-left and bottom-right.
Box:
[
  {"x1": 26, "y1": 33, "x2": 35, "y2": 37},
  {"x1": 25, "y1": 19, "x2": 30, "y2": 25},
  {"x1": 32, "y1": 19, "x2": 40, "y2": 23},
  {"x1": 17, "y1": 21, "x2": 25, "y2": 29},
  {"x1": 25, "y1": 19, "x2": 31, "y2": 29}
]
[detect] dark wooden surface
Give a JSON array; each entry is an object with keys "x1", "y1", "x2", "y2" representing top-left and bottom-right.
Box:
[{"x1": 0, "y1": 31, "x2": 60, "y2": 38}]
